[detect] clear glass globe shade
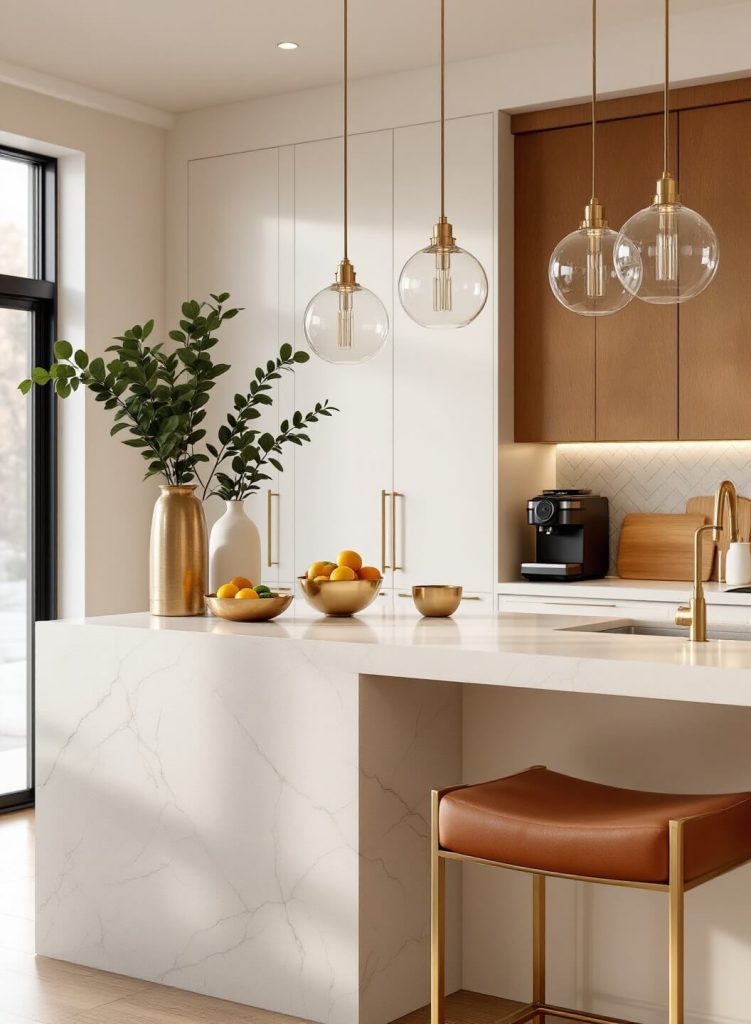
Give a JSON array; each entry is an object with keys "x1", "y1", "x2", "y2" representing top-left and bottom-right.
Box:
[
  {"x1": 614, "y1": 202, "x2": 719, "y2": 304},
  {"x1": 398, "y1": 244, "x2": 488, "y2": 328},
  {"x1": 303, "y1": 282, "x2": 389, "y2": 364},
  {"x1": 548, "y1": 226, "x2": 639, "y2": 316}
]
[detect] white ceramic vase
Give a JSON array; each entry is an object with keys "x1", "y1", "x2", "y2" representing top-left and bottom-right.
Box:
[
  {"x1": 208, "y1": 500, "x2": 262, "y2": 593},
  {"x1": 724, "y1": 542, "x2": 751, "y2": 587}
]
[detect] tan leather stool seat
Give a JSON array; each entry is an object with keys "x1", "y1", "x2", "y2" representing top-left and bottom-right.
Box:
[{"x1": 438, "y1": 765, "x2": 751, "y2": 883}]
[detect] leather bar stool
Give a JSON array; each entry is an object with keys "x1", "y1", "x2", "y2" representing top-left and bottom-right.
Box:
[{"x1": 431, "y1": 765, "x2": 751, "y2": 1024}]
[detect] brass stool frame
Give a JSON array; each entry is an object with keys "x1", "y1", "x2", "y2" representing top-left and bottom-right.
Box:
[{"x1": 431, "y1": 789, "x2": 751, "y2": 1024}]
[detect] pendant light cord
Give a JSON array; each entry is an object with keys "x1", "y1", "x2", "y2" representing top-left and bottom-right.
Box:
[
  {"x1": 663, "y1": 0, "x2": 670, "y2": 176},
  {"x1": 440, "y1": 0, "x2": 445, "y2": 220},
  {"x1": 590, "y1": 0, "x2": 597, "y2": 202},
  {"x1": 343, "y1": 0, "x2": 349, "y2": 260}
]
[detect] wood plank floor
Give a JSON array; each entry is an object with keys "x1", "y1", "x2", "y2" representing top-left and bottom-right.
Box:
[{"x1": 0, "y1": 809, "x2": 521, "y2": 1024}]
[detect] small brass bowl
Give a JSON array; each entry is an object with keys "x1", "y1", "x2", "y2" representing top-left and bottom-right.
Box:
[
  {"x1": 298, "y1": 576, "x2": 383, "y2": 617},
  {"x1": 411, "y1": 585, "x2": 463, "y2": 618},
  {"x1": 205, "y1": 593, "x2": 293, "y2": 622}
]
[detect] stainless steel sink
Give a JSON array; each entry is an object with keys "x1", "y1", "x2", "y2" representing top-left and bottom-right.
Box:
[{"x1": 575, "y1": 623, "x2": 751, "y2": 642}]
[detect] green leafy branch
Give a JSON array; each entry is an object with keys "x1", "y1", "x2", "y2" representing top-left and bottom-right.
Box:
[
  {"x1": 203, "y1": 342, "x2": 339, "y2": 501},
  {"x1": 19, "y1": 295, "x2": 238, "y2": 485}
]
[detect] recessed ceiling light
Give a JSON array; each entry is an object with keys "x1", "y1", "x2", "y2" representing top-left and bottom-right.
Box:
[{"x1": 277, "y1": 41, "x2": 299, "y2": 50}]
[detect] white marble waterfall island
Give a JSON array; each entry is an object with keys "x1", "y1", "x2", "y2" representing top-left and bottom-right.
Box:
[{"x1": 35, "y1": 611, "x2": 751, "y2": 1024}]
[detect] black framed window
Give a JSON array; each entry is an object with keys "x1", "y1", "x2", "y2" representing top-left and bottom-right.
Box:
[{"x1": 0, "y1": 144, "x2": 56, "y2": 813}]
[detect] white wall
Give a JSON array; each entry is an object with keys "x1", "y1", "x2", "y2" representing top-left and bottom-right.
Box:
[{"x1": 0, "y1": 82, "x2": 165, "y2": 617}]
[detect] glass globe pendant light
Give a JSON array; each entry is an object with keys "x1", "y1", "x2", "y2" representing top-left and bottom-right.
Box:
[
  {"x1": 303, "y1": 0, "x2": 389, "y2": 363},
  {"x1": 614, "y1": 0, "x2": 719, "y2": 304},
  {"x1": 549, "y1": 0, "x2": 638, "y2": 315},
  {"x1": 398, "y1": 0, "x2": 488, "y2": 328}
]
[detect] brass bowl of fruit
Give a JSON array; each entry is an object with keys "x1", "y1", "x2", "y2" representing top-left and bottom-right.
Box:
[
  {"x1": 206, "y1": 578, "x2": 293, "y2": 622},
  {"x1": 298, "y1": 552, "x2": 383, "y2": 617}
]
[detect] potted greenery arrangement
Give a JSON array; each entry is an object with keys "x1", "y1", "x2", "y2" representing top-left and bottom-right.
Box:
[{"x1": 19, "y1": 294, "x2": 337, "y2": 615}]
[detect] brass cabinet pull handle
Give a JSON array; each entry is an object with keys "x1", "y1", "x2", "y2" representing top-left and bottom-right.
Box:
[
  {"x1": 392, "y1": 491, "x2": 403, "y2": 571},
  {"x1": 267, "y1": 490, "x2": 279, "y2": 567},
  {"x1": 381, "y1": 489, "x2": 391, "y2": 573}
]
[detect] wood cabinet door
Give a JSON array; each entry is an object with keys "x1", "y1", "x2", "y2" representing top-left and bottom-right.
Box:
[
  {"x1": 188, "y1": 146, "x2": 294, "y2": 585},
  {"x1": 679, "y1": 101, "x2": 751, "y2": 439},
  {"x1": 293, "y1": 130, "x2": 394, "y2": 583},
  {"x1": 595, "y1": 114, "x2": 678, "y2": 440},
  {"x1": 515, "y1": 125, "x2": 595, "y2": 442},
  {"x1": 393, "y1": 114, "x2": 496, "y2": 594}
]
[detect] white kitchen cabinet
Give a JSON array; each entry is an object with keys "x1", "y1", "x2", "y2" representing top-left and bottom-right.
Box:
[
  {"x1": 188, "y1": 146, "x2": 296, "y2": 587},
  {"x1": 293, "y1": 130, "x2": 395, "y2": 582},
  {"x1": 392, "y1": 114, "x2": 496, "y2": 594}
]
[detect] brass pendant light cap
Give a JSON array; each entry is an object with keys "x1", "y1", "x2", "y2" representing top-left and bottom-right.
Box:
[
  {"x1": 654, "y1": 172, "x2": 681, "y2": 206},
  {"x1": 336, "y1": 257, "x2": 357, "y2": 288},
  {"x1": 431, "y1": 216, "x2": 456, "y2": 250},
  {"x1": 580, "y1": 199, "x2": 607, "y2": 230}
]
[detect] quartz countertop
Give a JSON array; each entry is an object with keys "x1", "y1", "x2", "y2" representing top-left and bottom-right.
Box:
[{"x1": 41, "y1": 607, "x2": 751, "y2": 706}]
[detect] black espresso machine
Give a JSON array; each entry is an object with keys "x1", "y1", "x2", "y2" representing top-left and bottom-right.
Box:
[{"x1": 522, "y1": 489, "x2": 609, "y2": 581}]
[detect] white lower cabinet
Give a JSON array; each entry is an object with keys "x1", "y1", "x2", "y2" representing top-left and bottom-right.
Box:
[{"x1": 188, "y1": 115, "x2": 498, "y2": 599}]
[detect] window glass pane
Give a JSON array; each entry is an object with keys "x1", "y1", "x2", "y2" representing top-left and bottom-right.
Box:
[
  {"x1": 0, "y1": 307, "x2": 31, "y2": 796},
  {"x1": 0, "y1": 157, "x2": 32, "y2": 277}
]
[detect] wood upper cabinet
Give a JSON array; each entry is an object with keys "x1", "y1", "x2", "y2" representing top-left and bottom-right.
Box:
[
  {"x1": 515, "y1": 125, "x2": 595, "y2": 442},
  {"x1": 515, "y1": 114, "x2": 679, "y2": 442},
  {"x1": 595, "y1": 114, "x2": 678, "y2": 441},
  {"x1": 678, "y1": 100, "x2": 751, "y2": 439}
]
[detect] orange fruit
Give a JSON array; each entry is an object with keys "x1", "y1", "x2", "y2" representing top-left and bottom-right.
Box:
[
  {"x1": 358, "y1": 566, "x2": 381, "y2": 581},
  {"x1": 330, "y1": 565, "x2": 357, "y2": 582},
  {"x1": 235, "y1": 587, "x2": 259, "y2": 600},
  {"x1": 216, "y1": 583, "x2": 239, "y2": 599},
  {"x1": 307, "y1": 561, "x2": 335, "y2": 581},
  {"x1": 337, "y1": 550, "x2": 362, "y2": 572},
  {"x1": 313, "y1": 575, "x2": 331, "y2": 582},
  {"x1": 231, "y1": 576, "x2": 253, "y2": 590}
]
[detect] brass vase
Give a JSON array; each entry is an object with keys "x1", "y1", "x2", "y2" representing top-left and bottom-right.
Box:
[{"x1": 149, "y1": 484, "x2": 207, "y2": 616}]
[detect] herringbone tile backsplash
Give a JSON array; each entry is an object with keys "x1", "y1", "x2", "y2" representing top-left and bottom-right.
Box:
[{"x1": 556, "y1": 442, "x2": 751, "y2": 574}]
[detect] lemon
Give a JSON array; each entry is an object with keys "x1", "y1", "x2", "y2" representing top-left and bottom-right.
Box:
[
  {"x1": 235, "y1": 587, "x2": 259, "y2": 600},
  {"x1": 337, "y1": 550, "x2": 362, "y2": 572},
  {"x1": 330, "y1": 565, "x2": 357, "y2": 582},
  {"x1": 216, "y1": 583, "x2": 239, "y2": 599}
]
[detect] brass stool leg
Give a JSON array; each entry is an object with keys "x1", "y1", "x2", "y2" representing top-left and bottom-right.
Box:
[
  {"x1": 533, "y1": 874, "x2": 546, "y2": 1024},
  {"x1": 668, "y1": 821, "x2": 685, "y2": 1024},
  {"x1": 431, "y1": 791, "x2": 445, "y2": 1024}
]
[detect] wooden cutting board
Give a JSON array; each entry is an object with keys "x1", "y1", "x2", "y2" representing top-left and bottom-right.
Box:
[
  {"x1": 686, "y1": 495, "x2": 751, "y2": 581},
  {"x1": 617, "y1": 513, "x2": 714, "y2": 581}
]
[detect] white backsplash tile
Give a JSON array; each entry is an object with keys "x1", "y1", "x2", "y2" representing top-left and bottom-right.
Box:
[{"x1": 556, "y1": 442, "x2": 751, "y2": 573}]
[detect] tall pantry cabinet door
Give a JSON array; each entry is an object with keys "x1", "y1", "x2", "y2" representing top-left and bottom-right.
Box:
[
  {"x1": 392, "y1": 114, "x2": 496, "y2": 595},
  {"x1": 514, "y1": 124, "x2": 596, "y2": 441},
  {"x1": 188, "y1": 146, "x2": 295, "y2": 587},
  {"x1": 679, "y1": 101, "x2": 751, "y2": 439},
  {"x1": 293, "y1": 131, "x2": 394, "y2": 583}
]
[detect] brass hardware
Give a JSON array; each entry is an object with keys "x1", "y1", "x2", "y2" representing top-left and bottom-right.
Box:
[
  {"x1": 381, "y1": 489, "x2": 391, "y2": 573},
  {"x1": 532, "y1": 874, "x2": 545, "y2": 1009},
  {"x1": 714, "y1": 479, "x2": 739, "y2": 581},
  {"x1": 149, "y1": 485, "x2": 207, "y2": 616},
  {"x1": 267, "y1": 489, "x2": 279, "y2": 568},
  {"x1": 650, "y1": 0, "x2": 683, "y2": 209},
  {"x1": 391, "y1": 491, "x2": 403, "y2": 571},
  {"x1": 430, "y1": 790, "x2": 445, "y2": 1024},
  {"x1": 676, "y1": 479, "x2": 738, "y2": 640},
  {"x1": 669, "y1": 820, "x2": 684, "y2": 1024}
]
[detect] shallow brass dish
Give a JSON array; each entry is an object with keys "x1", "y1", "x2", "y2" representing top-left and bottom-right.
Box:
[
  {"x1": 205, "y1": 593, "x2": 293, "y2": 622},
  {"x1": 298, "y1": 576, "x2": 383, "y2": 617},
  {"x1": 411, "y1": 585, "x2": 463, "y2": 617}
]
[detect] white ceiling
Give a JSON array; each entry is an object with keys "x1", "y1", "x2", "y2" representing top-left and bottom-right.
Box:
[{"x1": 0, "y1": 0, "x2": 733, "y2": 114}]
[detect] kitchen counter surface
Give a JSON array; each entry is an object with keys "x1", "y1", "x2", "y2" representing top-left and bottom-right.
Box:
[
  {"x1": 498, "y1": 576, "x2": 751, "y2": 605},
  {"x1": 42, "y1": 606, "x2": 751, "y2": 706},
  {"x1": 34, "y1": 608, "x2": 751, "y2": 1024}
]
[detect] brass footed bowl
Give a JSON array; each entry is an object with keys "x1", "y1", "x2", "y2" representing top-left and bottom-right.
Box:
[
  {"x1": 412, "y1": 585, "x2": 463, "y2": 617},
  {"x1": 298, "y1": 576, "x2": 382, "y2": 617},
  {"x1": 205, "y1": 593, "x2": 293, "y2": 622}
]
